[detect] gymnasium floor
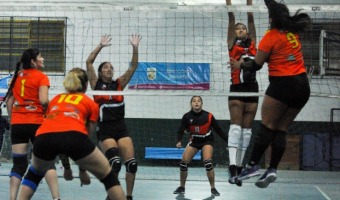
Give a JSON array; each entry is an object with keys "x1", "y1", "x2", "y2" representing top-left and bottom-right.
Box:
[{"x1": 0, "y1": 163, "x2": 339, "y2": 200}]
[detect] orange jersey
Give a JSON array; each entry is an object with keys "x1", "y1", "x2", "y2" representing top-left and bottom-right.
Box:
[
  {"x1": 258, "y1": 29, "x2": 306, "y2": 76},
  {"x1": 229, "y1": 39, "x2": 257, "y2": 84},
  {"x1": 11, "y1": 69, "x2": 50, "y2": 124},
  {"x1": 36, "y1": 93, "x2": 99, "y2": 136}
]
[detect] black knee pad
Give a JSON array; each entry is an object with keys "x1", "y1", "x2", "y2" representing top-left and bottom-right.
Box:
[
  {"x1": 124, "y1": 158, "x2": 137, "y2": 174},
  {"x1": 272, "y1": 130, "x2": 287, "y2": 149},
  {"x1": 10, "y1": 154, "x2": 28, "y2": 180},
  {"x1": 105, "y1": 147, "x2": 121, "y2": 174},
  {"x1": 22, "y1": 166, "x2": 45, "y2": 191},
  {"x1": 255, "y1": 124, "x2": 275, "y2": 146},
  {"x1": 179, "y1": 161, "x2": 188, "y2": 171},
  {"x1": 203, "y1": 159, "x2": 213, "y2": 172},
  {"x1": 100, "y1": 169, "x2": 121, "y2": 190}
]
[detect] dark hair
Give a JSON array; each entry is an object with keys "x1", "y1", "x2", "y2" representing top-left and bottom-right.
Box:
[
  {"x1": 190, "y1": 96, "x2": 203, "y2": 104},
  {"x1": 267, "y1": 0, "x2": 311, "y2": 33},
  {"x1": 235, "y1": 23, "x2": 247, "y2": 30},
  {"x1": 63, "y1": 68, "x2": 88, "y2": 93},
  {"x1": 1, "y1": 48, "x2": 40, "y2": 104},
  {"x1": 97, "y1": 61, "x2": 110, "y2": 80}
]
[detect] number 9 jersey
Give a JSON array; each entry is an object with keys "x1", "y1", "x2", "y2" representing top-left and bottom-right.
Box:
[
  {"x1": 258, "y1": 29, "x2": 306, "y2": 76},
  {"x1": 36, "y1": 93, "x2": 99, "y2": 136}
]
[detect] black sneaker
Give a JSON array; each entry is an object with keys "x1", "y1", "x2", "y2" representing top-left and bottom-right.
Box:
[
  {"x1": 173, "y1": 186, "x2": 185, "y2": 194},
  {"x1": 105, "y1": 196, "x2": 109, "y2": 200},
  {"x1": 211, "y1": 188, "x2": 220, "y2": 196},
  {"x1": 126, "y1": 195, "x2": 133, "y2": 200},
  {"x1": 235, "y1": 166, "x2": 243, "y2": 187}
]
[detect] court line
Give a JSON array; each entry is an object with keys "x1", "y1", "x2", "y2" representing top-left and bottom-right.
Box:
[{"x1": 314, "y1": 186, "x2": 332, "y2": 200}]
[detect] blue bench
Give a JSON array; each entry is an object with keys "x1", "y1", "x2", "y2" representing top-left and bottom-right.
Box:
[{"x1": 144, "y1": 147, "x2": 201, "y2": 160}]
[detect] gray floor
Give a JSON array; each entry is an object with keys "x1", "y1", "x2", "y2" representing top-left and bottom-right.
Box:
[{"x1": 0, "y1": 163, "x2": 339, "y2": 200}]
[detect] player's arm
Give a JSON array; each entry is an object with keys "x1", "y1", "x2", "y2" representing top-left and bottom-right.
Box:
[
  {"x1": 211, "y1": 115, "x2": 228, "y2": 142},
  {"x1": 118, "y1": 34, "x2": 142, "y2": 89},
  {"x1": 247, "y1": 0, "x2": 256, "y2": 44},
  {"x1": 226, "y1": 0, "x2": 236, "y2": 49},
  {"x1": 86, "y1": 35, "x2": 112, "y2": 89}
]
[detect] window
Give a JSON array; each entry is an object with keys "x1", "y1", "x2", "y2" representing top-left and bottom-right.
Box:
[
  {"x1": 0, "y1": 17, "x2": 66, "y2": 74},
  {"x1": 301, "y1": 20, "x2": 340, "y2": 76}
]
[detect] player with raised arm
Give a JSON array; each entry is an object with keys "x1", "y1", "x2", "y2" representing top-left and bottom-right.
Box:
[
  {"x1": 86, "y1": 34, "x2": 142, "y2": 200},
  {"x1": 226, "y1": 0, "x2": 259, "y2": 187}
]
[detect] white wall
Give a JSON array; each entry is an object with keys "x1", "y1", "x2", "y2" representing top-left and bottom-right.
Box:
[{"x1": 0, "y1": 1, "x2": 339, "y2": 122}]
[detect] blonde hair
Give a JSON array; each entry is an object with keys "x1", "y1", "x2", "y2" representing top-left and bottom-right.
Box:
[{"x1": 63, "y1": 68, "x2": 88, "y2": 93}]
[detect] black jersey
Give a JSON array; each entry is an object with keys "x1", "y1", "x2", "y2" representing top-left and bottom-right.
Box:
[
  {"x1": 177, "y1": 110, "x2": 227, "y2": 143},
  {"x1": 93, "y1": 79, "x2": 125, "y2": 122}
]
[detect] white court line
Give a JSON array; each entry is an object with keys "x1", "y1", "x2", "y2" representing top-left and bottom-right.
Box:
[{"x1": 314, "y1": 186, "x2": 332, "y2": 200}]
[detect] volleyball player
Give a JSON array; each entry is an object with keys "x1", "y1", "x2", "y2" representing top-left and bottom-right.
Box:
[
  {"x1": 230, "y1": 0, "x2": 311, "y2": 188},
  {"x1": 173, "y1": 96, "x2": 228, "y2": 196},
  {"x1": 4, "y1": 48, "x2": 60, "y2": 200},
  {"x1": 226, "y1": 0, "x2": 259, "y2": 187},
  {"x1": 18, "y1": 68, "x2": 126, "y2": 200},
  {"x1": 86, "y1": 34, "x2": 142, "y2": 200}
]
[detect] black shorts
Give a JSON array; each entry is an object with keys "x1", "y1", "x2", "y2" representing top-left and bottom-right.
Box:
[
  {"x1": 188, "y1": 135, "x2": 214, "y2": 150},
  {"x1": 266, "y1": 73, "x2": 310, "y2": 109},
  {"x1": 97, "y1": 119, "x2": 130, "y2": 142},
  {"x1": 11, "y1": 124, "x2": 40, "y2": 145},
  {"x1": 228, "y1": 82, "x2": 259, "y2": 103},
  {"x1": 33, "y1": 131, "x2": 96, "y2": 161}
]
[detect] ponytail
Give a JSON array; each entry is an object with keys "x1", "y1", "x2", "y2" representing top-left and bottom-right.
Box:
[{"x1": 0, "y1": 62, "x2": 21, "y2": 106}]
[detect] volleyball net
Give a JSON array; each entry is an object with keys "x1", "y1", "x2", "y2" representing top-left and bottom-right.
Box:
[{"x1": 0, "y1": 1, "x2": 339, "y2": 172}]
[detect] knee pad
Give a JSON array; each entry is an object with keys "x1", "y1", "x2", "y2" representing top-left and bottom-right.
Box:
[
  {"x1": 228, "y1": 124, "x2": 242, "y2": 148},
  {"x1": 255, "y1": 124, "x2": 275, "y2": 146},
  {"x1": 241, "y1": 128, "x2": 252, "y2": 150},
  {"x1": 22, "y1": 166, "x2": 45, "y2": 191},
  {"x1": 203, "y1": 159, "x2": 213, "y2": 172},
  {"x1": 105, "y1": 148, "x2": 121, "y2": 174},
  {"x1": 10, "y1": 154, "x2": 28, "y2": 180},
  {"x1": 124, "y1": 158, "x2": 137, "y2": 174},
  {"x1": 100, "y1": 169, "x2": 121, "y2": 191},
  {"x1": 179, "y1": 161, "x2": 188, "y2": 171}
]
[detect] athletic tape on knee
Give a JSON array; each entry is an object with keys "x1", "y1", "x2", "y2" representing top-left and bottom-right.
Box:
[
  {"x1": 203, "y1": 159, "x2": 213, "y2": 171},
  {"x1": 228, "y1": 124, "x2": 242, "y2": 148},
  {"x1": 241, "y1": 128, "x2": 252, "y2": 150},
  {"x1": 124, "y1": 158, "x2": 137, "y2": 174},
  {"x1": 179, "y1": 161, "x2": 188, "y2": 171},
  {"x1": 22, "y1": 166, "x2": 45, "y2": 191},
  {"x1": 100, "y1": 169, "x2": 121, "y2": 190},
  {"x1": 10, "y1": 154, "x2": 28, "y2": 180}
]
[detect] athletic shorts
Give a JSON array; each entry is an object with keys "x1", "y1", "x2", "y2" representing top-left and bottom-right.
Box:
[
  {"x1": 97, "y1": 118, "x2": 130, "y2": 142},
  {"x1": 266, "y1": 73, "x2": 310, "y2": 109},
  {"x1": 228, "y1": 82, "x2": 259, "y2": 103},
  {"x1": 188, "y1": 135, "x2": 214, "y2": 150},
  {"x1": 11, "y1": 124, "x2": 40, "y2": 145},
  {"x1": 33, "y1": 131, "x2": 96, "y2": 161}
]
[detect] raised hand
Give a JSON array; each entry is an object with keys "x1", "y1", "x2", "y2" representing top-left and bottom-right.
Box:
[
  {"x1": 100, "y1": 34, "x2": 112, "y2": 47},
  {"x1": 129, "y1": 34, "x2": 142, "y2": 47}
]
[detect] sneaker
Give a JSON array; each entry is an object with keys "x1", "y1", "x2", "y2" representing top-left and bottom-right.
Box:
[
  {"x1": 255, "y1": 168, "x2": 277, "y2": 188},
  {"x1": 105, "y1": 196, "x2": 109, "y2": 200},
  {"x1": 211, "y1": 188, "x2": 220, "y2": 196},
  {"x1": 236, "y1": 164, "x2": 260, "y2": 181},
  {"x1": 173, "y1": 186, "x2": 185, "y2": 194},
  {"x1": 126, "y1": 195, "x2": 133, "y2": 200}
]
